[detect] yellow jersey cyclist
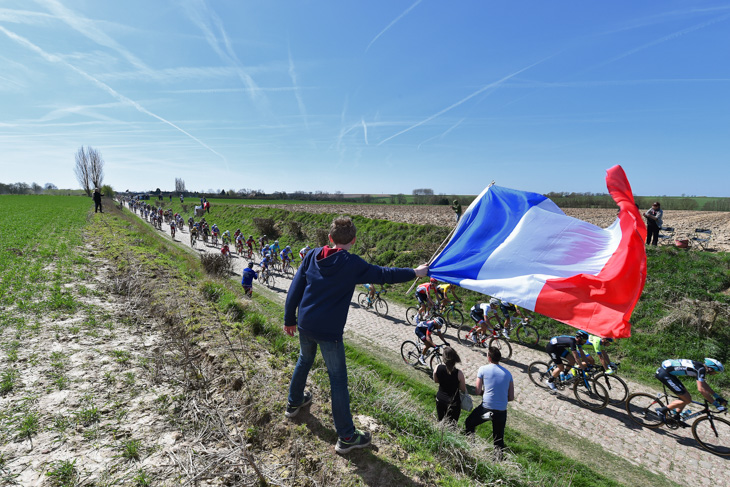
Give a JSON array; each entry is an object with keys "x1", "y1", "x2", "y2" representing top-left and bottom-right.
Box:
[
  {"x1": 654, "y1": 358, "x2": 727, "y2": 425},
  {"x1": 545, "y1": 330, "x2": 590, "y2": 392},
  {"x1": 435, "y1": 282, "x2": 461, "y2": 309}
]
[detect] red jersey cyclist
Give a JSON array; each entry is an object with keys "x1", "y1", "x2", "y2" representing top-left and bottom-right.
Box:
[{"x1": 415, "y1": 278, "x2": 438, "y2": 319}]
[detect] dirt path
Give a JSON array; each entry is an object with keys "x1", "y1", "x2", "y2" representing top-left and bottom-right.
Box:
[{"x1": 136, "y1": 206, "x2": 727, "y2": 486}]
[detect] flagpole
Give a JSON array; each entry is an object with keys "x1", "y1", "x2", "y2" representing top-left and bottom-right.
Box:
[{"x1": 405, "y1": 181, "x2": 495, "y2": 295}]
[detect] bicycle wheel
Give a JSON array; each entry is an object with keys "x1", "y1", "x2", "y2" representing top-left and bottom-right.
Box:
[
  {"x1": 573, "y1": 378, "x2": 608, "y2": 410},
  {"x1": 357, "y1": 293, "x2": 370, "y2": 309},
  {"x1": 406, "y1": 307, "x2": 419, "y2": 325},
  {"x1": 625, "y1": 392, "x2": 666, "y2": 428},
  {"x1": 692, "y1": 416, "x2": 730, "y2": 456},
  {"x1": 593, "y1": 373, "x2": 629, "y2": 406},
  {"x1": 528, "y1": 361, "x2": 552, "y2": 389},
  {"x1": 374, "y1": 298, "x2": 388, "y2": 317},
  {"x1": 488, "y1": 337, "x2": 512, "y2": 360},
  {"x1": 284, "y1": 265, "x2": 295, "y2": 279},
  {"x1": 429, "y1": 351, "x2": 443, "y2": 371},
  {"x1": 445, "y1": 309, "x2": 464, "y2": 328},
  {"x1": 515, "y1": 323, "x2": 540, "y2": 346},
  {"x1": 400, "y1": 341, "x2": 421, "y2": 366},
  {"x1": 457, "y1": 325, "x2": 478, "y2": 347},
  {"x1": 267, "y1": 275, "x2": 276, "y2": 288}
]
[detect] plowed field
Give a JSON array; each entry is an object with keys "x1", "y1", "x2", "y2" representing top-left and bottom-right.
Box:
[{"x1": 247, "y1": 204, "x2": 730, "y2": 252}]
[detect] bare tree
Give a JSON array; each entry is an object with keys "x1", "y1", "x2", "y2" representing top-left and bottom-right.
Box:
[
  {"x1": 175, "y1": 178, "x2": 186, "y2": 193},
  {"x1": 74, "y1": 147, "x2": 92, "y2": 196},
  {"x1": 74, "y1": 146, "x2": 104, "y2": 196},
  {"x1": 89, "y1": 147, "x2": 104, "y2": 190}
]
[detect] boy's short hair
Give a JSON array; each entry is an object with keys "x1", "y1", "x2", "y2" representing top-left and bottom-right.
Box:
[
  {"x1": 488, "y1": 346, "x2": 502, "y2": 363},
  {"x1": 329, "y1": 216, "x2": 357, "y2": 245}
]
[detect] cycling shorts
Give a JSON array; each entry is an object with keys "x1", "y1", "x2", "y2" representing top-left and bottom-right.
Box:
[
  {"x1": 415, "y1": 327, "x2": 429, "y2": 342},
  {"x1": 470, "y1": 309, "x2": 484, "y2": 323},
  {"x1": 415, "y1": 291, "x2": 430, "y2": 306},
  {"x1": 546, "y1": 344, "x2": 571, "y2": 366},
  {"x1": 655, "y1": 367, "x2": 688, "y2": 395}
]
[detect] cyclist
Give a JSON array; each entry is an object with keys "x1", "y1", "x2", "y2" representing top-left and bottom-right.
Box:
[
  {"x1": 299, "y1": 245, "x2": 311, "y2": 260},
  {"x1": 222, "y1": 229, "x2": 231, "y2": 245},
  {"x1": 235, "y1": 233, "x2": 245, "y2": 253},
  {"x1": 544, "y1": 330, "x2": 590, "y2": 392},
  {"x1": 414, "y1": 316, "x2": 448, "y2": 366},
  {"x1": 269, "y1": 240, "x2": 281, "y2": 255},
  {"x1": 363, "y1": 283, "x2": 376, "y2": 305},
  {"x1": 246, "y1": 235, "x2": 256, "y2": 253},
  {"x1": 188, "y1": 216, "x2": 194, "y2": 228},
  {"x1": 281, "y1": 245, "x2": 294, "y2": 268},
  {"x1": 654, "y1": 358, "x2": 727, "y2": 425},
  {"x1": 234, "y1": 228, "x2": 242, "y2": 240},
  {"x1": 415, "y1": 278, "x2": 438, "y2": 320},
  {"x1": 435, "y1": 282, "x2": 461, "y2": 309},
  {"x1": 496, "y1": 299, "x2": 526, "y2": 340},
  {"x1": 169, "y1": 218, "x2": 176, "y2": 237},
  {"x1": 260, "y1": 254, "x2": 271, "y2": 277},
  {"x1": 583, "y1": 335, "x2": 617, "y2": 375},
  {"x1": 241, "y1": 262, "x2": 258, "y2": 297},
  {"x1": 211, "y1": 223, "x2": 220, "y2": 241},
  {"x1": 221, "y1": 243, "x2": 231, "y2": 257},
  {"x1": 469, "y1": 299, "x2": 502, "y2": 342},
  {"x1": 259, "y1": 235, "x2": 269, "y2": 252}
]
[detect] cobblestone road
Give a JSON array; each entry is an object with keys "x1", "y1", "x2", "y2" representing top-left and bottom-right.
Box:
[{"x1": 133, "y1": 206, "x2": 728, "y2": 485}]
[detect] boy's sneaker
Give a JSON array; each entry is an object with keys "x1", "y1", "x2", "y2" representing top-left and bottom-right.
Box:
[
  {"x1": 335, "y1": 429, "x2": 372, "y2": 454},
  {"x1": 285, "y1": 391, "x2": 312, "y2": 418}
]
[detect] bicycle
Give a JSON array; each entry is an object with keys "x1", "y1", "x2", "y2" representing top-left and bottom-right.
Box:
[
  {"x1": 438, "y1": 301, "x2": 464, "y2": 329},
  {"x1": 281, "y1": 259, "x2": 296, "y2": 279},
  {"x1": 357, "y1": 286, "x2": 389, "y2": 317},
  {"x1": 211, "y1": 233, "x2": 219, "y2": 247},
  {"x1": 591, "y1": 362, "x2": 629, "y2": 406},
  {"x1": 170, "y1": 223, "x2": 176, "y2": 239},
  {"x1": 400, "y1": 341, "x2": 446, "y2": 371},
  {"x1": 528, "y1": 361, "x2": 609, "y2": 410},
  {"x1": 259, "y1": 268, "x2": 276, "y2": 288},
  {"x1": 485, "y1": 316, "x2": 540, "y2": 346},
  {"x1": 456, "y1": 324, "x2": 513, "y2": 359},
  {"x1": 626, "y1": 387, "x2": 729, "y2": 456},
  {"x1": 190, "y1": 230, "x2": 198, "y2": 248}
]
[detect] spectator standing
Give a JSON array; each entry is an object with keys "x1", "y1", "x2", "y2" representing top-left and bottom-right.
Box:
[
  {"x1": 433, "y1": 347, "x2": 466, "y2": 424},
  {"x1": 465, "y1": 346, "x2": 514, "y2": 457},
  {"x1": 644, "y1": 201, "x2": 663, "y2": 246},
  {"x1": 451, "y1": 199, "x2": 462, "y2": 222},
  {"x1": 93, "y1": 188, "x2": 103, "y2": 213},
  {"x1": 284, "y1": 216, "x2": 429, "y2": 454},
  {"x1": 241, "y1": 262, "x2": 258, "y2": 297}
]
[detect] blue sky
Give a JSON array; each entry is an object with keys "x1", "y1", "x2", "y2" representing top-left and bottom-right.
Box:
[{"x1": 1, "y1": 1, "x2": 729, "y2": 197}]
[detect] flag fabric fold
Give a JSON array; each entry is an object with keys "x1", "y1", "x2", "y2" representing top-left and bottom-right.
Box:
[{"x1": 428, "y1": 165, "x2": 646, "y2": 339}]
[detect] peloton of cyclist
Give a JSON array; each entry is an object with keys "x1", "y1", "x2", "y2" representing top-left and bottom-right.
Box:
[
  {"x1": 415, "y1": 278, "x2": 438, "y2": 320},
  {"x1": 583, "y1": 334, "x2": 617, "y2": 375},
  {"x1": 299, "y1": 245, "x2": 311, "y2": 260},
  {"x1": 544, "y1": 330, "x2": 590, "y2": 392},
  {"x1": 414, "y1": 316, "x2": 448, "y2": 366},
  {"x1": 654, "y1": 358, "x2": 727, "y2": 425},
  {"x1": 469, "y1": 298, "x2": 502, "y2": 341}
]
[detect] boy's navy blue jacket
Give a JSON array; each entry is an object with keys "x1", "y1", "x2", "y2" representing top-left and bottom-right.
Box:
[{"x1": 285, "y1": 247, "x2": 415, "y2": 342}]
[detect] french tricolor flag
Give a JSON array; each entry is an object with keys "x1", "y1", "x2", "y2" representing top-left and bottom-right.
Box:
[{"x1": 429, "y1": 165, "x2": 646, "y2": 339}]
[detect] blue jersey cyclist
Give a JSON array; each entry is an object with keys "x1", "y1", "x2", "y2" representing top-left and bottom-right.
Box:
[
  {"x1": 414, "y1": 316, "x2": 448, "y2": 366},
  {"x1": 269, "y1": 240, "x2": 281, "y2": 256},
  {"x1": 544, "y1": 330, "x2": 590, "y2": 392},
  {"x1": 260, "y1": 255, "x2": 271, "y2": 272},
  {"x1": 655, "y1": 358, "x2": 726, "y2": 424},
  {"x1": 211, "y1": 223, "x2": 220, "y2": 237},
  {"x1": 281, "y1": 245, "x2": 294, "y2": 265},
  {"x1": 241, "y1": 262, "x2": 258, "y2": 297}
]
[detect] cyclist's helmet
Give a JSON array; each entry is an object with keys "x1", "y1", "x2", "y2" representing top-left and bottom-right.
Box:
[
  {"x1": 575, "y1": 330, "x2": 589, "y2": 341},
  {"x1": 705, "y1": 358, "x2": 725, "y2": 373},
  {"x1": 275, "y1": 240, "x2": 279, "y2": 244},
  {"x1": 434, "y1": 317, "x2": 446, "y2": 328},
  {"x1": 305, "y1": 245, "x2": 310, "y2": 249},
  {"x1": 286, "y1": 245, "x2": 291, "y2": 249},
  {"x1": 430, "y1": 277, "x2": 438, "y2": 285},
  {"x1": 249, "y1": 235, "x2": 253, "y2": 239},
  {"x1": 489, "y1": 297, "x2": 500, "y2": 306}
]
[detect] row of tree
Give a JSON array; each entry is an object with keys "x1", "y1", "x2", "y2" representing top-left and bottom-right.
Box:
[{"x1": 0, "y1": 182, "x2": 58, "y2": 195}]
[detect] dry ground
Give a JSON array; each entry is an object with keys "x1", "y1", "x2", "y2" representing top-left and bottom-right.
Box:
[{"x1": 248, "y1": 204, "x2": 730, "y2": 252}]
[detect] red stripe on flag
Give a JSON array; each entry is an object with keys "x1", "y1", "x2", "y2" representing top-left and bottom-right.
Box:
[{"x1": 534, "y1": 166, "x2": 647, "y2": 339}]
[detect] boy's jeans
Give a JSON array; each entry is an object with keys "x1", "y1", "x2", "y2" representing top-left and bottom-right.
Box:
[{"x1": 288, "y1": 333, "x2": 354, "y2": 439}]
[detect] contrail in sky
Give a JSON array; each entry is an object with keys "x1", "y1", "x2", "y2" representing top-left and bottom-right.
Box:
[
  {"x1": 366, "y1": 0, "x2": 423, "y2": 52},
  {"x1": 0, "y1": 25, "x2": 228, "y2": 165},
  {"x1": 378, "y1": 56, "x2": 552, "y2": 145}
]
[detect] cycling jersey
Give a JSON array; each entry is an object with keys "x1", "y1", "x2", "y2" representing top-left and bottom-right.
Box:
[
  {"x1": 416, "y1": 283, "x2": 434, "y2": 295},
  {"x1": 546, "y1": 335, "x2": 584, "y2": 365},
  {"x1": 246, "y1": 238, "x2": 255, "y2": 248},
  {"x1": 470, "y1": 303, "x2": 499, "y2": 323},
  {"x1": 241, "y1": 267, "x2": 258, "y2": 287},
  {"x1": 260, "y1": 257, "x2": 270, "y2": 269},
  {"x1": 415, "y1": 318, "x2": 441, "y2": 341},
  {"x1": 660, "y1": 359, "x2": 708, "y2": 382},
  {"x1": 585, "y1": 335, "x2": 607, "y2": 355},
  {"x1": 269, "y1": 243, "x2": 280, "y2": 254},
  {"x1": 498, "y1": 302, "x2": 517, "y2": 321},
  {"x1": 435, "y1": 283, "x2": 451, "y2": 298},
  {"x1": 299, "y1": 247, "x2": 311, "y2": 259}
]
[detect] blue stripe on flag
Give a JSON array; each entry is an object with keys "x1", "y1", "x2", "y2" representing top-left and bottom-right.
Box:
[{"x1": 430, "y1": 186, "x2": 549, "y2": 284}]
